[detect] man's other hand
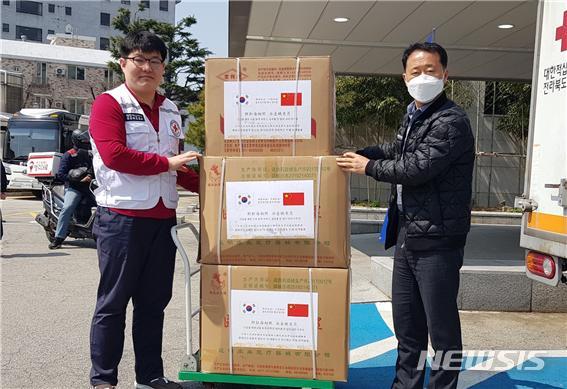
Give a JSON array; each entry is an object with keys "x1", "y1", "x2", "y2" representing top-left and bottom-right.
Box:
[
  {"x1": 0, "y1": 192, "x2": 6, "y2": 200},
  {"x1": 336, "y1": 152, "x2": 369, "y2": 175},
  {"x1": 81, "y1": 175, "x2": 93, "y2": 183},
  {"x1": 168, "y1": 151, "x2": 201, "y2": 172}
]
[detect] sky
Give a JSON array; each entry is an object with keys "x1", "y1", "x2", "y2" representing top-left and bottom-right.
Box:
[{"x1": 175, "y1": 0, "x2": 229, "y2": 57}]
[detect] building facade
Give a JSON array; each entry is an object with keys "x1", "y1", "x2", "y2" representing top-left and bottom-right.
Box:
[
  {"x1": 0, "y1": 36, "x2": 121, "y2": 114},
  {"x1": 1, "y1": 0, "x2": 177, "y2": 50}
]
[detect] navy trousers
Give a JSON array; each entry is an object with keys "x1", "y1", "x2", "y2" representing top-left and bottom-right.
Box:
[
  {"x1": 391, "y1": 219, "x2": 464, "y2": 389},
  {"x1": 90, "y1": 207, "x2": 177, "y2": 386}
]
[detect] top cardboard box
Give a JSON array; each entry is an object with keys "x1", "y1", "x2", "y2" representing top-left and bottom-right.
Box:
[{"x1": 205, "y1": 56, "x2": 335, "y2": 156}]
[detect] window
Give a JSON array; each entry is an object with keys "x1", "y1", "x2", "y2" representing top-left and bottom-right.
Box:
[
  {"x1": 140, "y1": 0, "x2": 149, "y2": 8},
  {"x1": 3, "y1": 1, "x2": 10, "y2": 5},
  {"x1": 65, "y1": 98, "x2": 86, "y2": 115},
  {"x1": 159, "y1": 0, "x2": 168, "y2": 11},
  {"x1": 65, "y1": 6, "x2": 70, "y2": 15},
  {"x1": 100, "y1": 12, "x2": 110, "y2": 26},
  {"x1": 47, "y1": 29, "x2": 54, "y2": 35},
  {"x1": 32, "y1": 95, "x2": 50, "y2": 108},
  {"x1": 35, "y1": 62, "x2": 47, "y2": 84},
  {"x1": 16, "y1": 25, "x2": 42, "y2": 41},
  {"x1": 120, "y1": 0, "x2": 130, "y2": 4},
  {"x1": 47, "y1": 3, "x2": 53, "y2": 12},
  {"x1": 99, "y1": 37, "x2": 110, "y2": 50},
  {"x1": 8, "y1": 121, "x2": 59, "y2": 158},
  {"x1": 67, "y1": 65, "x2": 85, "y2": 81},
  {"x1": 2, "y1": 23, "x2": 8, "y2": 33},
  {"x1": 104, "y1": 69, "x2": 115, "y2": 88},
  {"x1": 16, "y1": 1, "x2": 42, "y2": 15}
]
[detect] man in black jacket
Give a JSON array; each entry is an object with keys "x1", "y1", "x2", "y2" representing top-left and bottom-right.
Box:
[
  {"x1": 337, "y1": 42, "x2": 475, "y2": 389},
  {"x1": 49, "y1": 129, "x2": 94, "y2": 249}
]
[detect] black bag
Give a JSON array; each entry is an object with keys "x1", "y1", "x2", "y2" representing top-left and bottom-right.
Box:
[{"x1": 68, "y1": 167, "x2": 89, "y2": 183}]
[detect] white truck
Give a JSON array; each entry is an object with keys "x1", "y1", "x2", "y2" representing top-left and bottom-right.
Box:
[
  {"x1": 516, "y1": 0, "x2": 567, "y2": 287},
  {"x1": 3, "y1": 109, "x2": 80, "y2": 197}
]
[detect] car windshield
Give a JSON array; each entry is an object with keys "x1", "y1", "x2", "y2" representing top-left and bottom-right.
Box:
[{"x1": 5, "y1": 120, "x2": 59, "y2": 161}]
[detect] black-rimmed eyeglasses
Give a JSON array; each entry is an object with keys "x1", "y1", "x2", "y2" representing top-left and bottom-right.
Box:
[{"x1": 123, "y1": 56, "x2": 164, "y2": 69}]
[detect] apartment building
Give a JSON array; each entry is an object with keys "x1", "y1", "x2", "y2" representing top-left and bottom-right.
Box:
[
  {"x1": 1, "y1": 0, "x2": 177, "y2": 50},
  {"x1": 0, "y1": 35, "x2": 121, "y2": 114}
]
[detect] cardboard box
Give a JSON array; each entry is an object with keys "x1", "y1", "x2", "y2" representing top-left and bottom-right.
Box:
[
  {"x1": 205, "y1": 56, "x2": 335, "y2": 156},
  {"x1": 199, "y1": 156, "x2": 350, "y2": 268},
  {"x1": 200, "y1": 265, "x2": 350, "y2": 381}
]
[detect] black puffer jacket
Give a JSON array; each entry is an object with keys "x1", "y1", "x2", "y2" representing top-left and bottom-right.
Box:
[
  {"x1": 359, "y1": 93, "x2": 475, "y2": 251},
  {"x1": 56, "y1": 147, "x2": 93, "y2": 193}
]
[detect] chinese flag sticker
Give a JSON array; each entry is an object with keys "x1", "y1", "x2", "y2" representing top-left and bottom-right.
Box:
[
  {"x1": 287, "y1": 303, "x2": 309, "y2": 317},
  {"x1": 281, "y1": 92, "x2": 303, "y2": 106},
  {"x1": 283, "y1": 192, "x2": 304, "y2": 206}
]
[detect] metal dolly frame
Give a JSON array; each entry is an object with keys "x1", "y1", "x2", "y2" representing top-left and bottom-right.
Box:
[{"x1": 171, "y1": 222, "x2": 335, "y2": 389}]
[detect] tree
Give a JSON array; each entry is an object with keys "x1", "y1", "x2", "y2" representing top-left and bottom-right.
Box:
[
  {"x1": 108, "y1": 6, "x2": 211, "y2": 106},
  {"x1": 492, "y1": 81, "x2": 531, "y2": 143},
  {"x1": 185, "y1": 89, "x2": 205, "y2": 150},
  {"x1": 335, "y1": 75, "x2": 410, "y2": 148},
  {"x1": 336, "y1": 75, "x2": 408, "y2": 129}
]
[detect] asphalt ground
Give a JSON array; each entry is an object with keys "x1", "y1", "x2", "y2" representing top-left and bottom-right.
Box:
[{"x1": 1, "y1": 194, "x2": 565, "y2": 388}]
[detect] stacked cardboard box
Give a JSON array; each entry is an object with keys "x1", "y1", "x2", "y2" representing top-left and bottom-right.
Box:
[
  {"x1": 204, "y1": 57, "x2": 335, "y2": 156},
  {"x1": 199, "y1": 56, "x2": 350, "y2": 382},
  {"x1": 199, "y1": 156, "x2": 350, "y2": 268},
  {"x1": 200, "y1": 265, "x2": 350, "y2": 381}
]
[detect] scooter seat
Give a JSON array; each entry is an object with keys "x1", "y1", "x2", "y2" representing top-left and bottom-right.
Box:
[{"x1": 51, "y1": 185, "x2": 65, "y2": 201}]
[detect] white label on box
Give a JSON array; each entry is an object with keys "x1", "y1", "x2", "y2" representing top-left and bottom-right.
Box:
[
  {"x1": 223, "y1": 80, "x2": 312, "y2": 140},
  {"x1": 225, "y1": 180, "x2": 314, "y2": 239},
  {"x1": 230, "y1": 289, "x2": 318, "y2": 350}
]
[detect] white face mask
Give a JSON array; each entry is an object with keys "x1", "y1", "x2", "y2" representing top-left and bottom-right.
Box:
[{"x1": 406, "y1": 74, "x2": 445, "y2": 103}]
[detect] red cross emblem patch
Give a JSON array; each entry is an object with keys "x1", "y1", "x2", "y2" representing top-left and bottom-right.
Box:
[{"x1": 170, "y1": 120, "x2": 181, "y2": 137}]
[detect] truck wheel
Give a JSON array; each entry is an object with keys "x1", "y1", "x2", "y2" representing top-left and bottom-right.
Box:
[{"x1": 33, "y1": 191, "x2": 43, "y2": 200}]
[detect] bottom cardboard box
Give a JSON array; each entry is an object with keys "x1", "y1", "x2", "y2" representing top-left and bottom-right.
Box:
[{"x1": 200, "y1": 265, "x2": 350, "y2": 381}]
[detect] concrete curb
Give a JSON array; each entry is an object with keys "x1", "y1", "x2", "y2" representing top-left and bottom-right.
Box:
[
  {"x1": 370, "y1": 256, "x2": 567, "y2": 312},
  {"x1": 351, "y1": 207, "x2": 521, "y2": 234}
]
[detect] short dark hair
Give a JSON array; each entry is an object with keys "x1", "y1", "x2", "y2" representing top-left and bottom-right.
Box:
[
  {"x1": 402, "y1": 42, "x2": 448, "y2": 70},
  {"x1": 120, "y1": 30, "x2": 167, "y2": 61}
]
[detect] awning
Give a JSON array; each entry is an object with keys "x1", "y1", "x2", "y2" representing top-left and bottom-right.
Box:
[{"x1": 229, "y1": 1, "x2": 538, "y2": 81}]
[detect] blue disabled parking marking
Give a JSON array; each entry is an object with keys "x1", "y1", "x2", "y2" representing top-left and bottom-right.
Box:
[
  {"x1": 349, "y1": 303, "x2": 393, "y2": 349},
  {"x1": 342, "y1": 303, "x2": 567, "y2": 388},
  {"x1": 336, "y1": 349, "x2": 398, "y2": 389},
  {"x1": 468, "y1": 358, "x2": 567, "y2": 388}
]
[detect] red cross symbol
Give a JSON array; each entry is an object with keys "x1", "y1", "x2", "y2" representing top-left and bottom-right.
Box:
[{"x1": 556, "y1": 10, "x2": 567, "y2": 52}]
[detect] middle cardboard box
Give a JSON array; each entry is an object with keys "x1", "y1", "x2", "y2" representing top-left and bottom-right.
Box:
[{"x1": 199, "y1": 156, "x2": 350, "y2": 268}]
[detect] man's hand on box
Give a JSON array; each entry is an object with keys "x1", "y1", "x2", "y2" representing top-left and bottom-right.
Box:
[
  {"x1": 168, "y1": 151, "x2": 201, "y2": 172},
  {"x1": 336, "y1": 152, "x2": 369, "y2": 175}
]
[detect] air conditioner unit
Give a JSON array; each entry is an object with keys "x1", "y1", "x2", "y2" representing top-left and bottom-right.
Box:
[{"x1": 55, "y1": 68, "x2": 66, "y2": 76}]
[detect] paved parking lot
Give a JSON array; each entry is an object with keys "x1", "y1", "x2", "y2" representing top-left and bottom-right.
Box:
[{"x1": 1, "y1": 195, "x2": 566, "y2": 388}]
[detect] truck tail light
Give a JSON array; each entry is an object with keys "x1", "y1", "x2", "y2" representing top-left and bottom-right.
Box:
[{"x1": 526, "y1": 251, "x2": 556, "y2": 279}]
